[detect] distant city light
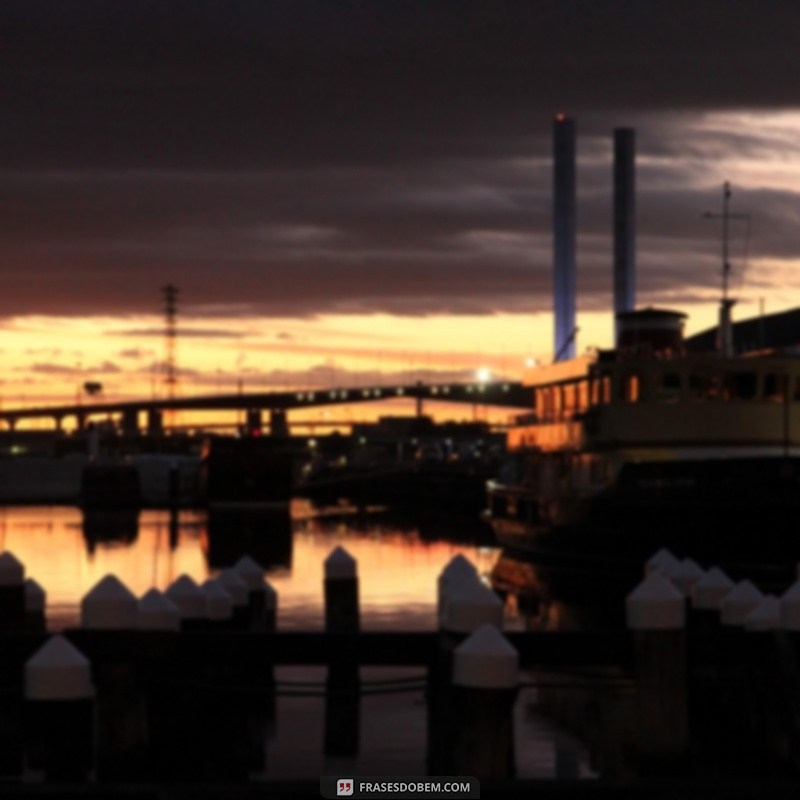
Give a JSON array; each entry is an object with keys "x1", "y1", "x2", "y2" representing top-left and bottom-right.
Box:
[
  {"x1": 525, "y1": 357, "x2": 538, "y2": 368},
  {"x1": 475, "y1": 367, "x2": 492, "y2": 383}
]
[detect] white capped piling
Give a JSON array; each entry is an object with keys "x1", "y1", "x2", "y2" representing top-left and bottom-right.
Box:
[
  {"x1": 233, "y1": 555, "x2": 270, "y2": 631},
  {"x1": 437, "y1": 554, "x2": 478, "y2": 624},
  {"x1": 24, "y1": 636, "x2": 94, "y2": 782},
  {"x1": 0, "y1": 551, "x2": 26, "y2": 633},
  {"x1": 324, "y1": 546, "x2": 359, "y2": 633},
  {"x1": 81, "y1": 575, "x2": 138, "y2": 630},
  {"x1": 430, "y1": 575, "x2": 504, "y2": 775},
  {"x1": 693, "y1": 566, "x2": 736, "y2": 611},
  {"x1": 138, "y1": 589, "x2": 180, "y2": 632},
  {"x1": 323, "y1": 547, "x2": 360, "y2": 759},
  {"x1": 165, "y1": 574, "x2": 206, "y2": 631},
  {"x1": 442, "y1": 578, "x2": 503, "y2": 635},
  {"x1": 217, "y1": 568, "x2": 249, "y2": 630},
  {"x1": 721, "y1": 581, "x2": 764, "y2": 627},
  {"x1": 80, "y1": 575, "x2": 146, "y2": 781},
  {"x1": 780, "y1": 580, "x2": 800, "y2": 630},
  {"x1": 450, "y1": 624, "x2": 518, "y2": 778},
  {"x1": 627, "y1": 573, "x2": 688, "y2": 770},
  {"x1": 690, "y1": 565, "x2": 736, "y2": 641},
  {"x1": 0, "y1": 551, "x2": 28, "y2": 777},
  {"x1": 24, "y1": 577, "x2": 46, "y2": 633},
  {"x1": 202, "y1": 579, "x2": 234, "y2": 629},
  {"x1": 744, "y1": 595, "x2": 780, "y2": 632},
  {"x1": 671, "y1": 559, "x2": 705, "y2": 598},
  {"x1": 627, "y1": 572, "x2": 685, "y2": 630},
  {"x1": 645, "y1": 548, "x2": 681, "y2": 578}
]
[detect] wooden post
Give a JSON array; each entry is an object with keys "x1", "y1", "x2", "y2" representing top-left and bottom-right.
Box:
[
  {"x1": 165, "y1": 574, "x2": 206, "y2": 632},
  {"x1": 217, "y1": 568, "x2": 249, "y2": 631},
  {"x1": 0, "y1": 551, "x2": 26, "y2": 633},
  {"x1": 201, "y1": 579, "x2": 234, "y2": 631},
  {"x1": 671, "y1": 559, "x2": 705, "y2": 599},
  {"x1": 138, "y1": 589, "x2": 180, "y2": 632},
  {"x1": 324, "y1": 547, "x2": 360, "y2": 758},
  {"x1": 451, "y1": 623, "x2": 518, "y2": 779},
  {"x1": 627, "y1": 572, "x2": 688, "y2": 774},
  {"x1": 137, "y1": 589, "x2": 181, "y2": 780},
  {"x1": 25, "y1": 636, "x2": 95, "y2": 782},
  {"x1": 324, "y1": 547, "x2": 359, "y2": 633},
  {"x1": 745, "y1": 595, "x2": 780, "y2": 631},
  {"x1": 24, "y1": 578, "x2": 46, "y2": 634},
  {"x1": 691, "y1": 565, "x2": 735, "y2": 635},
  {"x1": 81, "y1": 574, "x2": 146, "y2": 781},
  {"x1": 0, "y1": 553, "x2": 26, "y2": 777},
  {"x1": 437, "y1": 554, "x2": 478, "y2": 626},
  {"x1": 721, "y1": 580, "x2": 763, "y2": 627},
  {"x1": 645, "y1": 548, "x2": 681, "y2": 578},
  {"x1": 233, "y1": 555, "x2": 267, "y2": 632},
  {"x1": 234, "y1": 556, "x2": 278, "y2": 741},
  {"x1": 430, "y1": 575, "x2": 503, "y2": 775},
  {"x1": 263, "y1": 580, "x2": 278, "y2": 633}
]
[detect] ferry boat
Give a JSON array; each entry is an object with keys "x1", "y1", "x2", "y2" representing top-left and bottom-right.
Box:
[{"x1": 486, "y1": 306, "x2": 800, "y2": 573}]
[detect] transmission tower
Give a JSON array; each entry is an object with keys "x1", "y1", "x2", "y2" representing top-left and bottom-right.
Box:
[{"x1": 162, "y1": 284, "x2": 178, "y2": 402}]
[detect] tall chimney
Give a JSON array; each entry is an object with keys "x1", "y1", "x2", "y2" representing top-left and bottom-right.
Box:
[
  {"x1": 613, "y1": 128, "x2": 636, "y2": 344},
  {"x1": 553, "y1": 114, "x2": 576, "y2": 361}
]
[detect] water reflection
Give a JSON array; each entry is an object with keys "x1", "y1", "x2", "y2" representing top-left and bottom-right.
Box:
[
  {"x1": 491, "y1": 549, "x2": 629, "y2": 632},
  {"x1": 82, "y1": 509, "x2": 140, "y2": 554},
  {"x1": 204, "y1": 506, "x2": 293, "y2": 570},
  {"x1": 0, "y1": 501, "x2": 500, "y2": 631}
]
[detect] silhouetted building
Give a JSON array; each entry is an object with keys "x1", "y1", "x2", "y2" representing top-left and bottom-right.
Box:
[{"x1": 685, "y1": 307, "x2": 800, "y2": 353}]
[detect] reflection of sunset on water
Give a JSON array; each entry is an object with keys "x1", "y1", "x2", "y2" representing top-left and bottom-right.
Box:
[{"x1": 0, "y1": 505, "x2": 500, "y2": 631}]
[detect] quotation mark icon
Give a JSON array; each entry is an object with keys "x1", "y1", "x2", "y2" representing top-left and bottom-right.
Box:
[{"x1": 337, "y1": 778, "x2": 354, "y2": 797}]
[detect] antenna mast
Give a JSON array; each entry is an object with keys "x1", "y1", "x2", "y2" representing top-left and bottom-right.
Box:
[
  {"x1": 703, "y1": 183, "x2": 749, "y2": 356},
  {"x1": 162, "y1": 284, "x2": 178, "y2": 402}
]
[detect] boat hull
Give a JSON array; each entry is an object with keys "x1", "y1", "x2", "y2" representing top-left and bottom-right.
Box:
[{"x1": 487, "y1": 455, "x2": 800, "y2": 585}]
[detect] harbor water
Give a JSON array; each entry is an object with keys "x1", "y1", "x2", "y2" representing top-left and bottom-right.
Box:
[{"x1": 0, "y1": 500, "x2": 595, "y2": 781}]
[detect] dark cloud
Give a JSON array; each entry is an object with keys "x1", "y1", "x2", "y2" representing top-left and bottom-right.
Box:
[
  {"x1": 1, "y1": 2, "x2": 799, "y2": 321},
  {"x1": 23, "y1": 360, "x2": 121, "y2": 375},
  {"x1": 114, "y1": 326, "x2": 248, "y2": 338}
]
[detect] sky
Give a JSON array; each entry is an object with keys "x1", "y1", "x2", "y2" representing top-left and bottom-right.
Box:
[{"x1": 4, "y1": 1, "x2": 800, "y2": 416}]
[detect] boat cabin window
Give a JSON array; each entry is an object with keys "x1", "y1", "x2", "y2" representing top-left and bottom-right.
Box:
[
  {"x1": 562, "y1": 384, "x2": 575, "y2": 412},
  {"x1": 590, "y1": 374, "x2": 612, "y2": 406},
  {"x1": 764, "y1": 374, "x2": 788, "y2": 403},
  {"x1": 656, "y1": 372, "x2": 682, "y2": 402},
  {"x1": 689, "y1": 373, "x2": 721, "y2": 401},
  {"x1": 577, "y1": 380, "x2": 589, "y2": 411},
  {"x1": 722, "y1": 372, "x2": 757, "y2": 401},
  {"x1": 620, "y1": 373, "x2": 641, "y2": 403},
  {"x1": 554, "y1": 386, "x2": 563, "y2": 416}
]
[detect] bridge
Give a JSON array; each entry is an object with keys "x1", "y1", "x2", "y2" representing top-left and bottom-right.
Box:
[{"x1": 0, "y1": 380, "x2": 534, "y2": 434}]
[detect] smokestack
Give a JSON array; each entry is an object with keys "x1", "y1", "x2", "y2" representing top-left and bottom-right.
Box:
[
  {"x1": 553, "y1": 114, "x2": 576, "y2": 361},
  {"x1": 613, "y1": 128, "x2": 636, "y2": 344}
]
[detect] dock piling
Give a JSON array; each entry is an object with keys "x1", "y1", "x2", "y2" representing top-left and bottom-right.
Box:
[
  {"x1": 451, "y1": 623, "x2": 518, "y2": 778},
  {"x1": 25, "y1": 635, "x2": 95, "y2": 782},
  {"x1": 626, "y1": 571, "x2": 688, "y2": 773},
  {"x1": 324, "y1": 547, "x2": 360, "y2": 759}
]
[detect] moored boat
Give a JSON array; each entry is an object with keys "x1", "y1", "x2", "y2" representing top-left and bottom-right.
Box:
[{"x1": 487, "y1": 306, "x2": 800, "y2": 577}]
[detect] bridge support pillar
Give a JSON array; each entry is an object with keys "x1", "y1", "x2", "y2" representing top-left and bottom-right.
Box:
[
  {"x1": 269, "y1": 409, "x2": 288, "y2": 437},
  {"x1": 245, "y1": 409, "x2": 262, "y2": 435},
  {"x1": 75, "y1": 413, "x2": 86, "y2": 432},
  {"x1": 416, "y1": 381, "x2": 424, "y2": 417},
  {"x1": 147, "y1": 409, "x2": 164, "y2": 437},
  {"x1": 121, "y1": 409, "x2": 139, "y2": 437},
  {"x1": 53, "y1": 415, "x2": 64, "y2": 432}
]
